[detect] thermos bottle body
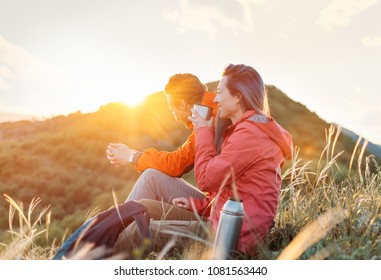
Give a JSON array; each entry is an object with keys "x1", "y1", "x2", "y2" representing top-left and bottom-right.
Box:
[{"x1": 212, "y1": 197, "x2": 244, "y2": 260}]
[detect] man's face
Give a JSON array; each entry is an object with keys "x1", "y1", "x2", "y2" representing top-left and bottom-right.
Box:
[{"x1": 166, "y1": 95, "x2": 191, "y2": 125}]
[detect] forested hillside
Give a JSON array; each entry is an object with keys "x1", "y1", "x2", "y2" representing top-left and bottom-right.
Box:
[{"x1": 0, "y1": 84, "x2": 378, "y2": 243}]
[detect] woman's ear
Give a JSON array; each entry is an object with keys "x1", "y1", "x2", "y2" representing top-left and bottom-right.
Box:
[{"x1": 234, "y1": 93, "x2": 241, "y2": 103}]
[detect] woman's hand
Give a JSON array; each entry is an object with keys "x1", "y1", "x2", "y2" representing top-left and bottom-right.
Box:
[
  {"x1": 188, "y1": 109, "x2": 213, "y2": 130},
  {"x1": 172, "y1": 197, "x2": 190, "y2": 209},
  {"x1": 106, "y1": 143, "x2": 135, "y2": 167}
]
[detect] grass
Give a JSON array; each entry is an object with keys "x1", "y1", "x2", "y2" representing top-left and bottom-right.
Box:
[
  {"x1": 1, "y1": 125, "x2": 380, "y2": 260},
  {"x1": 0, "y1": 195, "x2": 57, "y2": 260}
]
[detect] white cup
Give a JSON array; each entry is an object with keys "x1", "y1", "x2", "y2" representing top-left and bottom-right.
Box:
[{"x1": 193, "y1": 104, "x2": 213, "y2": 121}]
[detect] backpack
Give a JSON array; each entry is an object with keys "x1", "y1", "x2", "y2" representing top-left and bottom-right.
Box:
[{"x1": 53, "y1": 201, "x2": 151, "y2": 260}]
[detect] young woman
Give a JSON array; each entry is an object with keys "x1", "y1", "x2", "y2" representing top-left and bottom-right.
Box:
[{"x1": 172, "y1": 63, "x2": 293, "y2": 255}]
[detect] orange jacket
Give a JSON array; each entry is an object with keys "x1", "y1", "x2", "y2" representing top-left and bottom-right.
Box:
[
  {"x1": 190, "y1": 110, "x2": 293, "y2": 255},
  {"x1": 132, "y1": 91, "x2": 217, "y2": 177}
]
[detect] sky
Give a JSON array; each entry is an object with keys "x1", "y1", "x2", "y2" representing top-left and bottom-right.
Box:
[{"x1": 0, "y1": 0, "x2": 380, "y2": 144}]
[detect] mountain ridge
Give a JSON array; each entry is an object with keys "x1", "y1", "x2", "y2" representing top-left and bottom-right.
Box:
[
  {"x1": 1, "y1": 87, "x2": 380, "y2": 147},
  {"x1": 336, "y1": 124, "x2": 381, "y2": 159},
  {"x1": 0, "y1": 112, "x2": 40, "y2": 123},
  {"x1": 1, "y1": 84, "x2": 380, "y2": 161}
]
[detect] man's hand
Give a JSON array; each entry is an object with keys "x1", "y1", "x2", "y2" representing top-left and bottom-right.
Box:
[{"x1": 106, "y1": 143, "x2": 135, "y2": 167}]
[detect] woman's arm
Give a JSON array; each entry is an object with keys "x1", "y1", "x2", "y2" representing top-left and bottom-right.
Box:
[{"x1": 195, "y1": 124, "x2": 260, "y2": 193}]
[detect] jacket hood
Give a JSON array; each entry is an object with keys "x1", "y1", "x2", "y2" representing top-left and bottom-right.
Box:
[{"x1": 238, "y1": 111, "x2": 293, "y2": 160}]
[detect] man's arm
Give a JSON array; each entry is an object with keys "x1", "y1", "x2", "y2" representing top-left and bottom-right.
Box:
[{"x1": 133, "y1": 131, "x2": 196, "y2": 177}]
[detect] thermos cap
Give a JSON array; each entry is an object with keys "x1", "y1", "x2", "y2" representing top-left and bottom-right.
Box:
[{"x1": 221, "y1": 197, "x2": 244, "y2": 215}]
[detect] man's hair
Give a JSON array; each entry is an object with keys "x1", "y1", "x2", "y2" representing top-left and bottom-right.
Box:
[{"x1": 164, "y1": 73, "x2": 206, "y2": 106}]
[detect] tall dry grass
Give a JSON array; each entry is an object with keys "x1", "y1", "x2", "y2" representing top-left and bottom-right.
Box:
[
  {"x1": 264, "y1": 125, "x2": 381, "y2": 260},
  {"x1": 0, "y1": 194, "x2": 56, "y2": 260},
  {"x1": 1, "y1": 125, "x2": 380, "y2": 260}
]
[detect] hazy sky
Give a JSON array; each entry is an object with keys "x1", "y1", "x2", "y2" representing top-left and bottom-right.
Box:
[{"x1": 0, "y1": 0, "x2": 380, "y2": 143}]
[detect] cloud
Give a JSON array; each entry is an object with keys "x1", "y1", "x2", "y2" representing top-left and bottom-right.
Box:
[
  {"x1": 0, "y1": 34, "x2": 47, "y2": 91},
  {"x1": 162, "y1": 0, "x2": 267, "y2": 36},
  {"x1": 316, "y1": 0, "x2": 379, "y2": 31},
  {"x1": 278, "y1": 19, "x2": 295, "y2": 40},
  {"x1": 362, "y1": 35, "x2": 381, "y2": 49}
]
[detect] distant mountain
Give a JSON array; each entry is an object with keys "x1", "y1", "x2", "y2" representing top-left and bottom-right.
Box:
[
  {"x1": 1, "y1": 84, "x2": 379, "y2": 165},
  {"x1": 0, "y1": 112, "x2": 38, "y2": 122},
  {"x1": 338, "y1": 125, "x2": 381, "y2": 159}
]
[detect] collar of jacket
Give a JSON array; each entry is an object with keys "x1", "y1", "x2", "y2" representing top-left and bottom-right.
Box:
[
  {"x1": 227, "y1": 110, "x2": 263, "y2": 127},
  {"x1": 222, "y1": 110, "x2": 274, "y2": 136}
]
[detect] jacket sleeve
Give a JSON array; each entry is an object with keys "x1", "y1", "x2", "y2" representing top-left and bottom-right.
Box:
[
  {"x1": 194, "y1": 125, "x2": 261, "y2": 193},
  {"x1": 134, "y1": 131, "x2": 196, "y2": 177},
  {"x1": 188, "y1": 197, "x2": 212, "y2": 217}
]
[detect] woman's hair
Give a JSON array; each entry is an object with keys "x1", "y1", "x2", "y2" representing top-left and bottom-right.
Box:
[
  {"x1": 214, "y1": 63, "x2": 270, "y2": 154},
  {"x1": 164, "y1": 73, "x2": 207, "y2": 106},
  {"x1": 222, "y1": 63, "x2": 269, "y2": 116}
]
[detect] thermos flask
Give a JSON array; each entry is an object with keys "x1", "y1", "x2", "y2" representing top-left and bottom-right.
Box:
[{"x1": 212, "y1": 197, "x2": 244, "y2": 260}]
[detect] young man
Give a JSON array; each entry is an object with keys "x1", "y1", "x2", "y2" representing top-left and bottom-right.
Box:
[
  {"x1": 53, "y1": 74, "x2": 216, "y2": 260},
  {"x1": 106, "y1": 73, "x2": 217, "y2": 203}
]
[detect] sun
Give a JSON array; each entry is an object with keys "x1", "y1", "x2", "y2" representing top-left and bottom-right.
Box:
[{"x1": 123, "y1": 94, "x2": 147, "y2": 107}]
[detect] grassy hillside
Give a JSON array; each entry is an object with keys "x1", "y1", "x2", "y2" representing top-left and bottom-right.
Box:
[{"x1": 0, "y1": 84, "x2": 379, "y2": 254}]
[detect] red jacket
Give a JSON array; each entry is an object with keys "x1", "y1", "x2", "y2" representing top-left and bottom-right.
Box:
[
  {"x1": 133, "y1": 91, "x2": 217, "y2": 177},
  {"x1": 190, "y1": 110, "x2": 293, "y2": 255}
]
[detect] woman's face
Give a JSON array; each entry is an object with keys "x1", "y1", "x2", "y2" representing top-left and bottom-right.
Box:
[{"x1": 214, "y1": 76, "x2": 243, "y2": 123}]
